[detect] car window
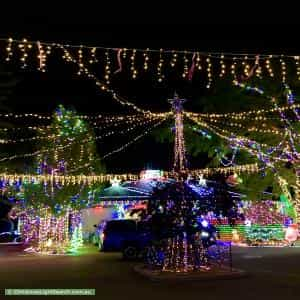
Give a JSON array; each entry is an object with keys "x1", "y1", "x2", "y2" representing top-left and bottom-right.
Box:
[{"x1": 105, "y1": 220, "x2": 136, "y2": 232}]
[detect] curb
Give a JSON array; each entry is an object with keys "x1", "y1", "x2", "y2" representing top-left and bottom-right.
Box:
[{"x1": 133, "y1": 264, "x2": 248, "y2": 282}]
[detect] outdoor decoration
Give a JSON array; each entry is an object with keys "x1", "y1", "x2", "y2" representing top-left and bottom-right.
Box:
[
  {"x1": 1, "y1": 37, "x2": 300, "y2": 90},
  {"x1": 168, "y1": 93, "x2": 187, "y2": 172},
  {"x1": 244, "y1": 224, "x2": 285, "y2": 246},
  {"x1": 1, "y1": 34, "x2": 300, "y2": 258},
  {"x1": 285, "y1": 224, "x2": 299, "y2": 244}
]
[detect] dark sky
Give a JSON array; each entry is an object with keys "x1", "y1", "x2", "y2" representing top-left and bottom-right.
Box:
[{"x1": 0, "y1": 17, "x2": 300, "y2": 172}]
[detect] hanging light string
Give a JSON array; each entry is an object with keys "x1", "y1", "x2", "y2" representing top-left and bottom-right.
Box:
[
  {"x1": 0, "y1": 115, "x2": 162, "y2": 144},
  {"x1": 0, "y1": 115, "x2": 155, "y2": 132},
  {"x1": 0, "y1": 125, "x2": 50, "y2": 132},
  {"x1": 186, "y1": 79, "x2": 300, "y2": 120},
  {"x1": 59, "y1": 45, "x2": 170, "y2": 116},
  {"x1": 1, "y1": 37, "x2": 298, "y2": 58},
  {"x1": 0, "y1": 117, "x2": 160, "y2": 161},
  {"x1": 0, "y1": 112, "x2": 167, "y2": 123},
  {"x1": 68, "y1": 117, "x2": 168, "y2": 173},
  {"x1": 186, "y1": 114, "x2": 289, "y2": 165},
  {"x1": 0, "y1": 161, "x2": 259, "y2": 188},
  {"x1": 205, "y1": 121, "x2": 294, "y2": 164},
  {"x1": 203, "y1": 118, "x2": 285, "y2": 137}
]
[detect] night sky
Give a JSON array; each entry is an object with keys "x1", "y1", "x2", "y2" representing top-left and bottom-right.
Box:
[{"x1": 0, "y1": 17, "x2": 300, "y2": 173}]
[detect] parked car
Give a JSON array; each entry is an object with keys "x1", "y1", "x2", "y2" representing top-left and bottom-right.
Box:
[
  {"x1": 96, "y1": 219, "x2": 218, "y2": 260},
  {"x1": 96, "y1": 219, "x2": 151, "y2": 259}
]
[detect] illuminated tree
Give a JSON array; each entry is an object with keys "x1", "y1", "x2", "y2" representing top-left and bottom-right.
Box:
[{"x1": 36, "y1": 104, "x2": 104, "y2": 175}]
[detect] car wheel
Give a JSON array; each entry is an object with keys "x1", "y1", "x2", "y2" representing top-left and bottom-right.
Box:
[{"x1": 123, "y1": 246, "x2": 138, "y2": 260}]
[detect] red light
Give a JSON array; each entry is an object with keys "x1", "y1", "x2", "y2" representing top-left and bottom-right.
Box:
[
  {"x1": 133, "y1": 204, "x2": 147, "y2": 210},
  {"x1": 94, "y1": 206, "x2": 103, "y2": 210}
]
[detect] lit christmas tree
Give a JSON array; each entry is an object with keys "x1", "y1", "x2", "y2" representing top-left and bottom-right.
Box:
[
  {"x1": 69, "y1": 223, "x2": 83, "y2": 252},
  {"x1": 36, "y1": 104, "x2": 104, "y2": 175}
]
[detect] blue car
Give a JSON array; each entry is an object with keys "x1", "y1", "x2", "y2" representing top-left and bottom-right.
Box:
[
  {"x1": 97, "y1": 218, "x2": 218, "y2": 260},
  {"x1": 98, "y1": 219, "x2": 152, "y2": 260}
]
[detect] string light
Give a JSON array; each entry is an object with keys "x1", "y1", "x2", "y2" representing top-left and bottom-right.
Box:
[
  {"x1": 255, "y1": 59, "x2": 262, "y2": 78},
  {"x1": 187, "y1": 163, "x2": 259, "y2": 176},
  {"x1": 122, "y1": 48, "x2": 127, "y2": 59},
  {"x1": 19, "y1": 38, "x2": 32, "y2": 68},
  {"x1": 130, "y1": 49, "x2": 137, "y2": 79},
  {"x1": 157, "y1": 49, "x2": 164, "y2": 82},
  {"x1": 295, "y1": 170, "x2": 300, "y2": 223},
  {"x1": 104, "y1": 50, "x2": 111, "y2": 84},
  {"x1": 2, "y1": 37, "x2": 300, "y2": 90},
  {"x1": 188, "y1": 103, "x2": 300, "y2": 120},
  {"x1": 0, "y1": 116, "x2": 161, "y2": 161},
  {"x1": 5, "y1": 38, "x2": 13, "y2": 61},
  {"x1": 280, "y1": 57, "x2": 286, "y2": 83},
  {"x1": 206, "y1": 55, "x2": 212, "y2": 88},
  {"x1": 59, "y1": 45, "x2": 165, "y2": 115},
  {"x1": 204, "y1": 118, "x2": 284, "y2": 136},
  {"x1": 89, "y1": 47, "x2": 97, "y2": 64},
  {"x1": 195, "y1": 52, "x2": 201, "y2": 70},
  {"x1": 0, "y1": 125, "x2": 49, "y2": 132},
  {"x1": 68, "y1": 118, "x2": 168, "y2": 173},
  {"x1": 1, "y1": 37, "x2": 298, "y2": 58},
  {"x1": 170, "y1": 50, "x2": 177, "y2": 68},
  {"x1": 219, "y1": 55, "x2": 225, "y2": 77},
  {"x1": 0, "y1": 134, "x2": 55, "y2": 144},
  {"x1": 230, "y1": 57, "x2": 237, "y2": 80},
  {"x1": 0, "y1": 112, "x2": 51, "y2": 120},
  {"x1": 0, "y1": 173, "x2": 139, "y2": 186},
  {"x1": 37, "y1": 41, "x2": 47, "y2": 72},
  {"x1": 295, "y1": 56, "x2": 300, "y2": 80},
  {"x1": 265, "y1": 56, "x2": 274, "y2": 77},
  {"x1": 233, "y1": 80, "x2": 264, "y2": 94},
  {"x1": 77, "y1": 46, "x2": 84, "y2": 75},
  {"x1": 168, "y1": 94, "x2": 187, "y2": 172},
  {"x1": 143, "y1": 48, "x2": 149, "y2": 70},
  {"x1": 182, "y1": 51, "x2": 189, "y2": 78},
  {"x1": 242, "y1": 55, "x2": 250, "y2": 77}
]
